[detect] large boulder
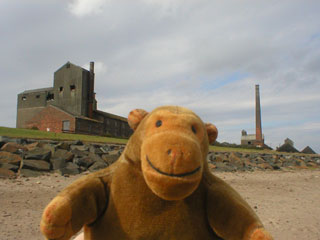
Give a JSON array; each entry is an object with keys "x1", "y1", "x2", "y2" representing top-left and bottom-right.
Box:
[
  {"x1": 23, "y1": 160, "x2": 51, "y2": 171},
  {"x1": 20, "y1": 169, "x2": 43, "y2": 177},
  {"x1": 0, "y1": 152, "x2": 22, "y2": 165},
  {"x1": 88, "y1": 161, "x2": 108, "y2": 172},
  {"x1": 0, "y1": 142, "x2": 27, "y2": 153},
  {"x1": 50, "y1": 158, "x2": 67, "y2": 170},
  {"x1": 0, "y1": 163, "x2": 19, "y2": 172},
  {"x1": 52, "y1": 149, "x2": 74, "y2": 162},
  {"x1": 57, "y1": 162, "x2": 80, "y2": 176},
  {"x1": 73, "y1": 156, "x2": 94, "y2": 169},
  {"x1": 24, "y1": 147, "x2": 51, "y2": 161}
]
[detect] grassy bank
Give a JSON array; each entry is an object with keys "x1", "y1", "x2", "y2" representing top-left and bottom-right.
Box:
[
  {"x1": 0, "y1": 126, "x2": 307, "y2": 155},
  {"x1": 0, "y1": 126, "x2": 127, "y2": 145}
]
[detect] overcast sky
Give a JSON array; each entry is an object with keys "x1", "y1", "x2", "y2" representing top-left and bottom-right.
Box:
[{"x1": 1, "y1": 0, "x2": 319, "y2": 153}]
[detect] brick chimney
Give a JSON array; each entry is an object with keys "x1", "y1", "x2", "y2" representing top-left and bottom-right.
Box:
[
  {"x1": 88, "y1": 62, "x2": 95, "y2": 118},
  {"x1": 255, "y1": 84, "x2": 263, "y2": 146}
]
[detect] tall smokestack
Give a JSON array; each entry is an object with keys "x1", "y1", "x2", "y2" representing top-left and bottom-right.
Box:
[
  {"x1": 255, "y1": 84, "x2": 263, "y2": 146},
  {"x1": 88, "y1": 62, "x2": 95, "y2": 118}
]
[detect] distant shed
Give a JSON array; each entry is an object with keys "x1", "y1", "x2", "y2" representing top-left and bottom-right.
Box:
[{"x1": 301, "y1": 146, "x2": 316, "y2": 154}]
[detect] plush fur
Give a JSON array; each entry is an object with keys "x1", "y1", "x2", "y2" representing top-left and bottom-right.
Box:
[{"x1": 41, "y1": 106, "x2": 273, "y2": 240}]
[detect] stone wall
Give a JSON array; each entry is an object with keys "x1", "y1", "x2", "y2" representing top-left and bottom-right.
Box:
[{"x1": 0, "y1": 136, "x2": 319, "y2": 178}]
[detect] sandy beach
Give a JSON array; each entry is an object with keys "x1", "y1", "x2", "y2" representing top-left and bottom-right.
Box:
[{"x1": 1, "y1": 169, "x2": 319, "y2": 240}]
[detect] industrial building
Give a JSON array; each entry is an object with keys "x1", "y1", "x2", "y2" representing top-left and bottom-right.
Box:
[{"x1": 16, "y1": 62, "x2": 132, "y2": 138}]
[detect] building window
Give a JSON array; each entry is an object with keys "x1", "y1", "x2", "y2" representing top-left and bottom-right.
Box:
[
  {"x1": 46, "y1": 93, "x2": 54, "y2": 101},
  {"x1": 62, "y1": 120, "x2": 70, "y2": 131},
  {"x1": 59, "y1": 87, "x2": 63, "y2": 92},
  {"x1": 70, "y1": 85, "x2": 76, "y2": 91},
  {"x1": 36, "y1": 95, "x2": 40, "y2": 99},
  {"x1": 22, "y1": 96, "x2": 27, "y2": 101}
]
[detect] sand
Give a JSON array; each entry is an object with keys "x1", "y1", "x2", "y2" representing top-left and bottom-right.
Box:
[{"x1": 1, "y1": 169, "x2": 319, "y2": 240}]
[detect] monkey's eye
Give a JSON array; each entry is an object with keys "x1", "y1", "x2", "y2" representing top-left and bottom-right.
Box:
[
  {"x1": 191, "y1": 125, "x2": 197, "y2": 134},
  {"x1": 156, "y1": 120, "x2": 162, "y2": 127}
]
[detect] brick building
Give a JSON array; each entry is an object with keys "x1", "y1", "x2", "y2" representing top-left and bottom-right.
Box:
[{"x1": 16, "y1": 62, "x2": 132, "y2": 138}]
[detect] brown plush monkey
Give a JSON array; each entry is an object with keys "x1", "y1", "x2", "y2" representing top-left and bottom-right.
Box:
[{"x1": 41, "y1": 106, "x2": 273, "y2": 240}]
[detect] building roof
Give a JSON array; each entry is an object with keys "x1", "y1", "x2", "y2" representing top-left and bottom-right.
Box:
[
  {"x1": 95, "y1": 110, "x2": 128, "y2": 122},
  {"x1": 21, "y1": 87, "x2": 54, "y2": 94},
  {"x1": 277, "y1": 143, "x2": 299, "y2": 153},
  {"x1": 54, "y1": 61, "x2": 89, "y2": 74},
  {"x1": 301, "y1": 146, "x2": 316, "y2": 154}
]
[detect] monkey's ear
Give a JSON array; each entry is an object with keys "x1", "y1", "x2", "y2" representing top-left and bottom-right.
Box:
[
  {"x1": 128, "y1": 109, "x2": 149, "y2": 131},
  {"x1": 205, "y1": 123, "x2": 218, "y2": 144}
]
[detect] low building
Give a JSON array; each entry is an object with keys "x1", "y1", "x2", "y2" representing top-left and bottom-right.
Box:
[
  {"x1": 16, "y1": 61, "x2": 132, "y2": 138},
  {"x1": 240, "y1": 130, "x2": 265, "y2": 146}
]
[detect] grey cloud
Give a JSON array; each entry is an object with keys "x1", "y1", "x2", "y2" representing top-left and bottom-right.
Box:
[{"x1": 1, "y1": 0, "x2": 320, "y2": 152}]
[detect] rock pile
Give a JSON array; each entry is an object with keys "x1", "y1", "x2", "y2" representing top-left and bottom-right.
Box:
[
  {"x1": 207, "y1": 151, "x2": 320, "y2": 172},
  {"x1": 0, "y1": 137, "x2": 124, "y2": 178},
  {"x1": 0, "y1": 137, "x2": 319, "y2": 178}
]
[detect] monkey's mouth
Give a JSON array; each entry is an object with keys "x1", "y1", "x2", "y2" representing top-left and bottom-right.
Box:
[{"x1": 146, "y1": 156, "x2": 200, "y2": 178}]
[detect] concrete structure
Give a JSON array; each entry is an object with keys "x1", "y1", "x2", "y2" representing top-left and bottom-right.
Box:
[
  {"x1": 17, "y1": 62, "x2": 132, "y2": 138},
  {"x1": 241, "y1": 85, "x2": 265, "y2": 147}
]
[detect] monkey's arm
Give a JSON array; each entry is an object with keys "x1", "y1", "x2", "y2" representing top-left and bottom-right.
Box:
[
  {"x1": 205, "y1": 173, "x2": 273, "y2": 240},
  {"x1": 40, "y1": 170, "x2": 110, "y2": 240}
]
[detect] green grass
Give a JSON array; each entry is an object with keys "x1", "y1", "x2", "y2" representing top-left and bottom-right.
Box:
[
  {"x1": 1, "y1": 126, "x2": 317, "y2": 156},
  {"x1": 0, "y1": 126, "x2": 128, "y2": 145},
  {"x1": 209, "y1": 145, "x2": 275, "y2": 154}
]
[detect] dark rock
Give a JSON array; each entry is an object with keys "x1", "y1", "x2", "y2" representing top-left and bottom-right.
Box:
[
  {"x1": 0, "y1": 163, "x2": 19, "y2": 172},
  {"x1": 261, "y1": 154, "x2": 273, "y2": 163},
  {"x1": 270, "y1": 163, "x2": 281, "y2": 170},
  {"x1": 25, "y1": 142, "x2": 40, "y2": 151},
  {"x1": 0, "y1": 152, "x2": 22, "y2": 165},
  {"x1": 100, "y1": 145, "x2": 111, "y2": 153},
  {"x1": 20, "y1": 169, "x2": 43, "y2": 177},
  {"x1": 73, "y1": 156, "x2": 94, "y2": 168},
  {"x1": 50, "y1": 158, "x2": 67, "y2": 170},
  {"x1": 42, "y1": 143, "x2": 57, "y2": 155},
  {"x1": 295, "y1": 159, "x2": 307, "y2": 168},
  {"x1": 24, "y1": 147, "x2": 51, "y2": 161},
  {"x1": 101, "y1": 154, "x2": 119, "y2": 165},
  {"x1": 0, "y1": 168, "x2": 16, "y2": 178},
  {"x1": 72, "y1": 140, "x2": 83, "y2": 146},
  {"x1": 306, "y1": 162, "x2": 318, "y2": 167},
  {"x1": 88, "y1": 153, "x2": 104, "y2": 163},
  {"x1": 228, "y1": 152, "x2": 244, "y2": 167},
  {"x1": 89, "y1": 161, "x2": 108, "y2": 172},
  {"x1": 56, "y1": 142, "x2": 71, "y2": 151},
  {"x1": 89, "y1": 145, "x2": 103, "y2": 155},
  {"x1": 53, "y1": 149, "x2": 74, "y2": 162},
  {"x1": 257, "y1": 162, "x2": 273, "y2": 170},
  {"x1": 58, "y1": 162, "x2": 79, "y2": 175},
  {"x1": 23, "y1": 160, "x2": 50, "y2": 171},
  {"x1": 71, "y1": 148, "x2": 88, "y2": 158},
  {"x1": 0, "y1": 142, "x2": 27, "y2": 153},
  {"x1": 108, "y1": 150, "x2": 121, "y2": 156},
  {"x1": 70, "y1": 145, "x2": 89, "y2": 151},
  {"x1": 212, "y1": 162, "x2": 237, "y2": 172}
]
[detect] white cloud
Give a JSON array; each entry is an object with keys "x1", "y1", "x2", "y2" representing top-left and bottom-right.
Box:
[
  {"x1": 68, "y1": 0, "x2": 108, "y2": 17},
  {"x1": 82, "y1": 61, "x2": 108, "y2": 75}
]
